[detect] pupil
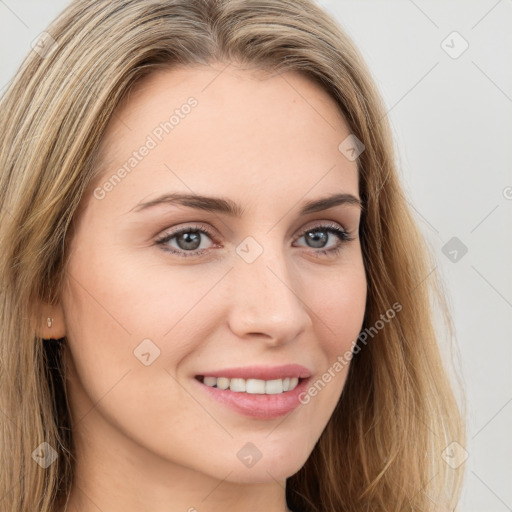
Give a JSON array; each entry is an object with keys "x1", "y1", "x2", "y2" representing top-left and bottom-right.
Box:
[
  {"x1": 306, "y1": 230, "x2": 327, "y2": 248},
  {"x1": 178, "y1": 232, "x2": 201, "y2": 250}
]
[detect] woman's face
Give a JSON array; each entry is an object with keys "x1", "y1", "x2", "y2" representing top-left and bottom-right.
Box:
[{"x1": 60, "y1": 63, "x2": 366, "y2": 486}]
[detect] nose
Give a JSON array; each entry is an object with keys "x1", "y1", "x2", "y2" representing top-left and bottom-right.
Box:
[{"x1": 226, "y1": 243, "x2": 313, "y2": 345}]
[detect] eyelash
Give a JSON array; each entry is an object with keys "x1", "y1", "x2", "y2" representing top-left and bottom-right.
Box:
[{"x1": 155, "y1": 222, "x2": 353, "y2": 259}]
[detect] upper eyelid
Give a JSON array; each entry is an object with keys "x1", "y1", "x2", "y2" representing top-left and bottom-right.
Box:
[{"x1": 157, "y1": 219, "x2": 349, "y2": 240}]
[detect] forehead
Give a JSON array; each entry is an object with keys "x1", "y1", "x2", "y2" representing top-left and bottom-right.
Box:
[{"x1": 89, "y1": 63, "x2": 359, "y2": 215}]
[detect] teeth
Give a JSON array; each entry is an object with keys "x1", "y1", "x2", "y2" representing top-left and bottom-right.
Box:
[
  {"x1": 217, "y1": 377, "x2": 230, "y2": 390},
  {"x1": 200, "y1": 376, "x2": 301, "y2": 394},
  {"x1": 229, "y1": 378, "x2": 246, "y2": 392},
  {"x1": 246, "y1": 379, "x2": 266, "y2": 394},
  {"x1": 203, "y1": 376, "x2": 218, "y2": 387}
]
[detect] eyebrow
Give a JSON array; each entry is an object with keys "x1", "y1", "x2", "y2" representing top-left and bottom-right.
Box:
[{"x1": 130, "y1": 192, "x2": 362, "y2": 216}]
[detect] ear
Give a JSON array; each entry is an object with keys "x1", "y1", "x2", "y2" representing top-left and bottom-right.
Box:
[{"x1": 35, "y1": 300, "x2": 66, "y2": 340}]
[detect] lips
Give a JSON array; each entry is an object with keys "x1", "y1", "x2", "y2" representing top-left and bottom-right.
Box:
[
  {"x1": 194, "y1": 363, "x2": 312, "y2": 381},
  {"x1": 193, "y1": 373, "x2": 312, "y2": 419}
]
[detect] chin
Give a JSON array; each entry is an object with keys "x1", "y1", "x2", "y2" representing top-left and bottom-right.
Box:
[{"x1": 224, "y1": 447, "x2": 310, "y2": 484}]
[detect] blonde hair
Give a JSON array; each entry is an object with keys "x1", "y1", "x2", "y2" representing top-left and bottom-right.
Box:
[{"x1": 0, "y1": 0, "x2": 466, "y2": 510}]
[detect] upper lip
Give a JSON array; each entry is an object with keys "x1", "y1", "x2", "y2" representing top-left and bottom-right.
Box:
[{"x1": 195, "y1": 364, "x2": 312, "y2": 381}]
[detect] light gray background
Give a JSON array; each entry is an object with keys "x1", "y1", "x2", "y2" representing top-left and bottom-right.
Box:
[{"x1": 1, "y1": 1, "x2": 511, "y2": 511}]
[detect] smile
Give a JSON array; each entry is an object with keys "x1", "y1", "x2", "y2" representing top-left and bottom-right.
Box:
[{"x1": 195, "y1": 375, "x2": 302, "y2": 394}]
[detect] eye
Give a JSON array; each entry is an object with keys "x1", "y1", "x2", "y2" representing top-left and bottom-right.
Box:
[
  {"x1": 155, "y1": 221, "x2": 353, "y2": 258},
  {"x1": 293, "y1": 222, "x2": 353, "y2": 256},
  {"x1": 155, "y1": 223, "x2": 218, "y2": 258}
]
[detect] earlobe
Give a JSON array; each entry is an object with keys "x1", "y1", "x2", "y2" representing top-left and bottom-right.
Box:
[{"x1": 36, "y1": 302, "x2": 66, "y2": 340}]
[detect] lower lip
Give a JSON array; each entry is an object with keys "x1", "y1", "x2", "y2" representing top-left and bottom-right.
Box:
[{"x1": 193, "y1": 377, "x2": 311, "y2": 419}]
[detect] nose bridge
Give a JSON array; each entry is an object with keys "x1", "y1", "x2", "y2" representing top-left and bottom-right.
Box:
[{"x1": 227, "y1": 233, "x2": 312, "y2": 341}]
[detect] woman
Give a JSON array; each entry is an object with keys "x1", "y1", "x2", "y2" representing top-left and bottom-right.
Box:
[{"x1": 0, "y1": 1, "x2": 466, "y2": 511}]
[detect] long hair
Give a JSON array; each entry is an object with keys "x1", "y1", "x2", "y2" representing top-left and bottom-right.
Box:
[{"x1": 0, "y1": 1, "x2": 466, "y2": 510}]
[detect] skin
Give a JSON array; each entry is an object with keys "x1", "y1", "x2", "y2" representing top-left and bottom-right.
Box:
[{"x1": 42, "y1": 62, "x2": 367, "y2": 512}]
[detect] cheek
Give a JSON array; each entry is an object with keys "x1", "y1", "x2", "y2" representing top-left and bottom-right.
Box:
[
  {"x1": 308, "y1": 257, "x2": 367, "y2": 355},
  {"x1": 60, "y1": 239, "x2": 228, "y2": 409},
  {"x1": 60, "y1": 249, "x2": 214, "y2": 459},
  {"x1": 63, "y1": 234, "x2": 217, "y2": 342},
  {"x1": 292, "y1": 257, "x2": 366, "y2": 416}
]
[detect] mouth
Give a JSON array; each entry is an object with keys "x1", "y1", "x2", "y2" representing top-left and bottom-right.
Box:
[
  {"x1": 193, "y1": 374, "x2": 312, "y2": 419},
  {"x1": 194, "y1": 375, "x2": 309, "y2": 395}
]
